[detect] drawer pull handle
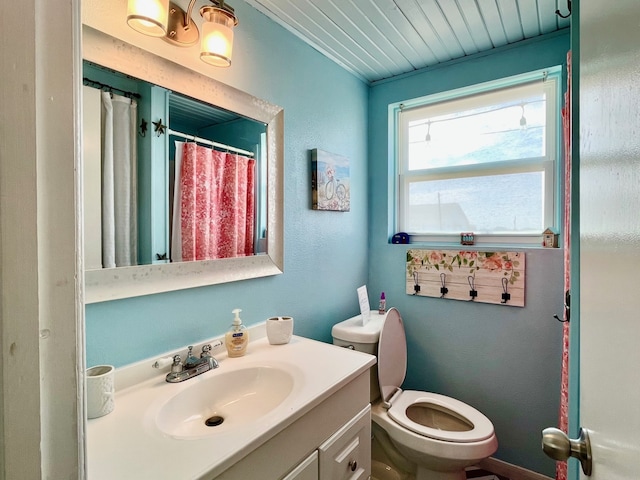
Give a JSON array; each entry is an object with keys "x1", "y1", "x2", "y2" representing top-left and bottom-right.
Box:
[{"x1": 348, "y1": 460, "x2": 357, "y2": 472}]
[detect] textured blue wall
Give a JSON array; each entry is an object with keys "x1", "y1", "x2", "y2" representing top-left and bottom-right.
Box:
[
  {"x1": 367, "y1": 31, "x2": 570, "y2": 476},
  {"x1": 85, "y1": 2, "x2": 370, "y2": 366}
]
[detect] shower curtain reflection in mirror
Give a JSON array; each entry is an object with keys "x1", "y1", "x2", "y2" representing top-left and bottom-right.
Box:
[
  {"x1": 101, "y1": 91, "x2": 138, "y2": 268},
  {"x1": 171, "y1": 142, "x2": 255, "y2": 262}
]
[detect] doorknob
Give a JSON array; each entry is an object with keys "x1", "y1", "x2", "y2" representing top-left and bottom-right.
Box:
[{"x1": 541, "y1": 427, "x2": 592, "y2": 476}]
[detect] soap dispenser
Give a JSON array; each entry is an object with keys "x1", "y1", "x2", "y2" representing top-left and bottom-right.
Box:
[{"x1": 225, "y1": 308, "x2": 249, "y2": 358}]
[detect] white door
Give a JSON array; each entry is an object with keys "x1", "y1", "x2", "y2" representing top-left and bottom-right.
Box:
[{"x1": 578, "y1": 0, "x2": 640, "y2": 478}]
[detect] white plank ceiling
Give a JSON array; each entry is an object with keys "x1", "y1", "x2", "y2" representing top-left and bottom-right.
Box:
[{"x1": 243, "y1": 0, "x2": 571, "y2": 83}]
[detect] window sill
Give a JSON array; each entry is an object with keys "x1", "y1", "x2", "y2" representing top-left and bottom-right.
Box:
[{"x1": 391, "y1": 238, "x2": 562, "y2": 251}]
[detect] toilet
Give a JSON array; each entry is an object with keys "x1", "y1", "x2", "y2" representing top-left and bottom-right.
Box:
[{"x1": 332, "y1": 308, "x2": 498, "y2": 480}]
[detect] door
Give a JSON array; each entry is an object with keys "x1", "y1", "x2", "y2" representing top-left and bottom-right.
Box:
[{"x1": 577, "y1": 0, "x2": 640, "y2": 478}]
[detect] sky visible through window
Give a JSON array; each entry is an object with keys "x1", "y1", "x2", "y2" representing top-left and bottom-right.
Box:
[
  {"x1": 405, "y1": 94, "x2": 546, "y2": 234},
  {"x1": 407, "y1": 95, "x2": 545, "y2": 170}
]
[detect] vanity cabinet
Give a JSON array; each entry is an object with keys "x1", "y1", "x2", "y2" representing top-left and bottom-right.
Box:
[
  {"x1": 215, "y1": 371, "x2": 371, "y2": 480},
  {"x1": 283, "y1": 405, "x2": 370, "y2": 480},
  {"x1": 87, "y1": 336, "x2": 375, "y2": 480}
]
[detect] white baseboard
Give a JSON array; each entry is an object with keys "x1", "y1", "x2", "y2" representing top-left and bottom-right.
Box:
[{"x1": 478, "y1": 457, "x2": 554, "y2": 480}]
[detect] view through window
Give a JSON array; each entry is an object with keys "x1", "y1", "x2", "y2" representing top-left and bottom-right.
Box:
[{"x1": 396, "y1": 69, "x2": 561, "y2": 243}]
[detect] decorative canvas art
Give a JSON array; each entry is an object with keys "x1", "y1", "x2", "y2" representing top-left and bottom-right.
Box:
[{"x1": 311, "y1": 149, "x2": 350, "y2": 211}]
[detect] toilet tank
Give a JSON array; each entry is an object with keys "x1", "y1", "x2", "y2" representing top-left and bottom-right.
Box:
[{"x1": 332, "y1": 311, "x2": 387, "y2": 402}]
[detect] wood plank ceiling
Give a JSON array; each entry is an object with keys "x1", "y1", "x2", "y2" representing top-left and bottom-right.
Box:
[{"x1": 243, "y1": 0, "x2": 571, "y2": 83}]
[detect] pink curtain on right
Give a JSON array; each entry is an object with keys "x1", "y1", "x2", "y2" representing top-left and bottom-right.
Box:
[
  {"x1": 556, "y1": 50, "x2": 572, "y2": 480},
  {"x1": 173, "y1": 142, "x2": 255, "y2": 262}
]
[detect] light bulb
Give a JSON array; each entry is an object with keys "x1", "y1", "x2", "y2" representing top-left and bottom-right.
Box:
[
  {"x1": 127, "y1": 0, "x2": 169, "y2": 37},
  {"x1": 200, "y1": 6, "x2": 237, "y2": 67}
]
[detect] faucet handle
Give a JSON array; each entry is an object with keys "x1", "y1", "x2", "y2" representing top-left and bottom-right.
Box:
[
  {"x1": 170, "y1": 355, "x2": 183, "y2": 373},
  {"x1": 201, "y1": 344, "x2": 212, "y2": 356},
  {"x1": 152, "y1": 356, "x2": 174, "y2": 369},
  {"x1": 184, "y1": 346, "x2": 201, "y2": 368}
]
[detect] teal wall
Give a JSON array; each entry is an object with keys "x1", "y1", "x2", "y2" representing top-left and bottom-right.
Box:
[
  {"x1": 367, "y1": 31, "x2": 570, "y2": 476},
  {"x1": 86, "y1": 3, "x2": 571, "y2": 476},
  {"x1": 85, "y1": 2, "x2": 370, "y2": 365}
]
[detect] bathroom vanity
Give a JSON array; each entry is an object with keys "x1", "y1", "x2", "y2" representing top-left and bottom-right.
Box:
[{"x1": 87, "y1": 331, "x2": 374, "y2": 479}]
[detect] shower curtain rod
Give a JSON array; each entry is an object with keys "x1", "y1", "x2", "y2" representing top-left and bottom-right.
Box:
[
  {"x1": 168, "y1": 128, "x2": 254, "y2": 157},
  {"x1": 83, "y1": 77, "x2": 141, "y2": 99}
]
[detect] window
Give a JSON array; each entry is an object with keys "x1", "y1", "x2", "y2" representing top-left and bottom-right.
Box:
[{"x1": 394, "y1": 68, "x2": 561, "y2": 244}]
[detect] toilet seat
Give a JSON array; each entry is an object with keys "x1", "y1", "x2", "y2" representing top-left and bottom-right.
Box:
[
  {"x1": 387, "y1": 390, "x2": 495, "y2": 443},
  {"x1": 378, "y1": 309, "x2": 495, "y2": 444}
]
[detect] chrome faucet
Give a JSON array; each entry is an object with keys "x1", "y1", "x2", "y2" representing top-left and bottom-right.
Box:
[{"x1": 165, "y1": 345, "x2": 219, "y2": 383}]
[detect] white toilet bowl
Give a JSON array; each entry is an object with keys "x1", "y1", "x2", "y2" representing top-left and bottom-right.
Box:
[
  {"x1": 332, "y1": 308, "x2": 498, "y2": 480},
  {"x1": 372, "y1": 398, "x2": 497, "y2": 480}
]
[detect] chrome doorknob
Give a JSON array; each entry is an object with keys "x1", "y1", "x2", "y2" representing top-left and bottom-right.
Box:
[{"x1": 542, "y1": 427, "x2": 592, "y2": 476}]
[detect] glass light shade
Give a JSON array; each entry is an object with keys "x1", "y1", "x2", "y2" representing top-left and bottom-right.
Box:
[
  {"x1": 127, "y1": 0, "x2": 169, "y2": 37},
  {"x1": 200, "y1": 9, "x2": 236, "y2": 67}
]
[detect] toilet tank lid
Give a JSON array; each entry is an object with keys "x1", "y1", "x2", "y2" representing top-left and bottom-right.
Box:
[{"x1": 332, "y1": 310, "x2": 388, "y2": 344}]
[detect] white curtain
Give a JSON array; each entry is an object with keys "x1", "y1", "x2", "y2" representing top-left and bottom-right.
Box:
[
  {"x1": 101, "y1": 92, "x2": 138, "y2": 268},
  {"x1": 170, "y1": 141, "x2": 185, "y2": 263}
]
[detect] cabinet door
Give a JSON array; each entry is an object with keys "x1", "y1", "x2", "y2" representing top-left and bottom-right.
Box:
[
  {"x1": 318, "y1": 405, "x2": 371, "y2": 480},
  {"x1": 282, "y1": 451, "x2": 319, "y2": 480}
]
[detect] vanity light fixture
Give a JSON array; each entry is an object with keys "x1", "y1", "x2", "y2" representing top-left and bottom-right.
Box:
[{"x1": 126, "y1": 0, "x2": 238, "y2": 67}]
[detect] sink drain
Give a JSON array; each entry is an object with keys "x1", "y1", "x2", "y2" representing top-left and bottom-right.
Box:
[{"x1": 205, "y1": 415, "x2": 224, "y2": 427}]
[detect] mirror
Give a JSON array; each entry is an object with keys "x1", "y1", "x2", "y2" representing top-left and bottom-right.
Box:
[
  {"x1": 83, "y1": 26, "x2": 284, "y2": 303},
  {"x1": 83, "y1": 60, "x2": 269, "y2": 267}
]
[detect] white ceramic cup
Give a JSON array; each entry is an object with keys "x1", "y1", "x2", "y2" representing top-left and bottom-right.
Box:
[
  {"x1": 266, "y1": 316, "x2": 294, "y2": 345},
  {"x1": 86, "y1": 365, "x2": 115, "y2": 419}
]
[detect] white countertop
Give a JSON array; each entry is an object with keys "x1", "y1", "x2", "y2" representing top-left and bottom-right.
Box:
[{"x1": 87, "y1": 332, "x2": 375, "y2": 479}]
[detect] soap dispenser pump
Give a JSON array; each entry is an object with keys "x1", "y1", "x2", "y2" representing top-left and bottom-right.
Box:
[{"x1": 225, "y1": 308, "x2": 249, "y2": 358}]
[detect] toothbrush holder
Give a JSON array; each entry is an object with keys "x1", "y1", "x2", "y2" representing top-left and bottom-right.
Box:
[
  {"x1": 86, "y1": 365, "x2": 115, "y2": 419},
  {"x1": 266, "y1": 316, "x2": 294, "y2": 345}
]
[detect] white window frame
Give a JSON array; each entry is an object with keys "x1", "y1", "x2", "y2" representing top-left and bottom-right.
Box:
[{"x1": 392, "y1": 67, "x2": 562, "y2": 245}]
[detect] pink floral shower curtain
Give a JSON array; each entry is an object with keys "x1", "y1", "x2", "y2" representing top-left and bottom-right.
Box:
[
  {"x1": 556, "y1": 51, "x2": 572, "y2": 480},
  {"x1": 171, "y1": 142, "x2": 255, "y2": 262}
]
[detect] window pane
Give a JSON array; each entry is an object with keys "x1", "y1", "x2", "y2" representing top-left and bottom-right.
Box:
[
  {"x1": 407, "y1": 95, "x2": 546, "y2": 170},
  {"x1": 407, "y1": 172, "x2": 544, "y2": 234}
]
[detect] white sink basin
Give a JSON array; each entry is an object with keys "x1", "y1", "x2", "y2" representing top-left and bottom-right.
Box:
[{"x1": 156, "y1": 365, "x2": 295, "y2": 439}]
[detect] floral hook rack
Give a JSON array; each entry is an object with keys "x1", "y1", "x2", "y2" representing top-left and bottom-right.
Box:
[{"x1": 406, "y1": 250, "x2": 526, "y2": 307}]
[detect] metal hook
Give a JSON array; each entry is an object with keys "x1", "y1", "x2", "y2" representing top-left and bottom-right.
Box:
[
  {"x1": 440, "y1": 273, "x2": 448, "y2": 298},
  {"x1": 501, "y1": 277, "x2": 511, "y2": 304},
  {"x1": 555, "y1": 0, "x2": 571, "y2": 18},
  {"x1": 413, "y1": 271, "x2": 421, "y2": 295},
  {"x1": 554, "y1": 290, "x2": 571, "y2": 322},
  {"x1": 468, "y1": 276, "x2": 478, "y2": 301}
]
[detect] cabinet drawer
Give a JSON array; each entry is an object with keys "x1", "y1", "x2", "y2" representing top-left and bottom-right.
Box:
[
  {"x1": 318, "y1": 405, "x2": 371, "y2": 480},
  {"x1": 282, "y1": 451, "x2": 319, "y2": 480}
]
